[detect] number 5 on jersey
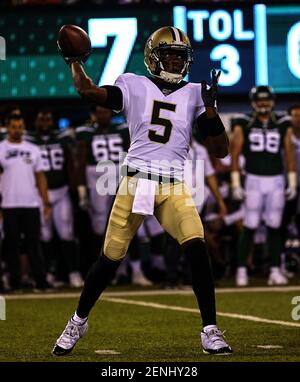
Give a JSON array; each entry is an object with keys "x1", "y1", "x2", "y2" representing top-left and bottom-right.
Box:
[{"x1": 148, "y1": 100, "x2": 176, "y2": 144}]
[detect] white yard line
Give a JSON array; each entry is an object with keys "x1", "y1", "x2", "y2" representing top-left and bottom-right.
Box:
[
  {"x1": 217, "y1": 286, "x2": 300, "y2": 293},
  {"x1": 94, "y1": 350, "x2": 121, "y2": 355},
  {"x1": 102, "y1": 297, "x2": 300, "y2": 328},
  {"x1": 257, "y1": 345, "x2": 283, "y2": 349},
  {"x1": 2, "y1": 287, "x2": 300, "y2": 327},
  {"x1": 2, "y1": 285, "x2": 300, "y2": 300}
]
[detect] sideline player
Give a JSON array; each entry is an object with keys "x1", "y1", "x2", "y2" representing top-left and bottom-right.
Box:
[
  {"x1": 0, "y1": 115, "x2": 51, "y2": 290},
  {"x1": 231, "y1": 86, "x2": 297, "y2": 286},
  {"x1": 280, "y1": 104, "x2": 300, "y2": 267},
  {"x1": 75, "y1": 105, "x2": 129, "y2": 260},
  {"x1": 27, "y1": 109, "x2": 83, "y2": 287}
]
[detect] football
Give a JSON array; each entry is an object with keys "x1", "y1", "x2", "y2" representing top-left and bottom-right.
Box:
[{"x1": 57, "y1": 24, "x2": 91, "y2": 57}]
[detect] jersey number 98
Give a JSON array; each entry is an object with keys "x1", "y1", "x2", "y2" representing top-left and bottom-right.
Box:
[{"x1": 249, "y1": 131, "x2": 280, "y2": 154}]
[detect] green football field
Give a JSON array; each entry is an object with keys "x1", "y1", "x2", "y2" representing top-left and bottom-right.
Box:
[{"x1": 1, "y1": 285, "x2": 300, "y2": 362}]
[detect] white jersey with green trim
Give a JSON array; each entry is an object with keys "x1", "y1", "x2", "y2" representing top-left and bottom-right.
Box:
[
  {"x1": 292, "y1": 133, "x2": 300, "y2": 186},
  {"x1": 188, "y1": 139, "x2": 215, "y2": 178},
  {"x1": 114, "y1": 73, "x2": 206, "y2": 179}
]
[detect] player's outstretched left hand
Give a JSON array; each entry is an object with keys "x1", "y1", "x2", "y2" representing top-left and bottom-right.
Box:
[
  {"x1": 201, "y1": 69, "x2": 221, "y2": 107},
  {"x1": 285, "y1": 186, "x2": 297, "y2": 201}
]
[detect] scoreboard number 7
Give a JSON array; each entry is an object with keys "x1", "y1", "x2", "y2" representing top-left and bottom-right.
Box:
[{"x1": 88, "y1": 18, "x2": 138, "y2": 85}]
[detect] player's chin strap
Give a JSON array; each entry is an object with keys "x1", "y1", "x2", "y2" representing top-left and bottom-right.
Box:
[
  {"x1": 159, "y1": 71, "x2": 183, "y2": 84},
  {"x1": 252, "y1": 102, "x2": 273, "y2": 115},
  {"x1": 157, "y1": 70, "x2": 182, "y2": 84},
  {"x1": 156, "y1": 61, "x2": 189, "y2": 84}
]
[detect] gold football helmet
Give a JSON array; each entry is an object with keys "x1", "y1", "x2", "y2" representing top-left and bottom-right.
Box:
[{"x1": 144, "y1": 26, "x2": 193, "y2": 84}]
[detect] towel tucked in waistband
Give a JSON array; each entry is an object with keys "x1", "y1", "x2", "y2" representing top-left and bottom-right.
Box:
[{"x1": 132, "y1": 178, "x2": 157, "y2": 216}]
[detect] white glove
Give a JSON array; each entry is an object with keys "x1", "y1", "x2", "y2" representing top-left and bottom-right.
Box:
[
  {"x1": 231, "y1": 171, "x2": 244, "y2": 201},
  {"x1": 232, "y1": 186, "x2": 244, "y2": 201},
  {"x1": 285, "y1": 187, "x2": 297, "y2": 201},
  {"x1": 78, "y1": 185, "x2": 89, "y2": 211},
  {"x1": 286, "y1": 172, "x2": 297, "y2": 201}
]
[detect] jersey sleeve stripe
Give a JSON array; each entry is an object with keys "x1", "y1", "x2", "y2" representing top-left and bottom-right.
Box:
[
  {"x1": 232, "y1": 113, "x2": 252, "y2": 121},
  {"x1": 75, "y1": 126, "x2": 94, "y2": 133},
  {"x1": 277, "y1": 115, "x2": 291, "y2": 124},
  {"x1": 57, "y1": 130, "x2": 73, "y2": 139},
  {"x1": 116, "y1": 123, "x2": 129, "y2": 131}
]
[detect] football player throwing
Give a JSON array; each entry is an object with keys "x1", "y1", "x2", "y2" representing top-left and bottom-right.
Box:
[{"x1": 53, "y1": 26, "x2": 232, "y2": 356}]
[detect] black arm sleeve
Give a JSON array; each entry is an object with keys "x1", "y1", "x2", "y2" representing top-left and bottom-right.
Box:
[
  {"x1": 195, "y1": 112, "x2": 225, "y2": 141},
  {"x1": 100, "y1": 85, "x2": 123, "y2": 111}
]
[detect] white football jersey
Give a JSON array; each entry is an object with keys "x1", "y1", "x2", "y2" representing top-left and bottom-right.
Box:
[
  {"x1": 0, "y1": 139, "x2": 43, "y2": 208},
  {"x1": 292, "y1": 133, "x2": 300, "y2": 185},
  {"x1": 188, "y1": 139, "x2": 215, "y2": 178},
  {"x1": 115, "y1": 73, "x2": 205, "y2": 179},
  {"x1": 186, "y1": 139, "x2": 214, "y2": 209}
]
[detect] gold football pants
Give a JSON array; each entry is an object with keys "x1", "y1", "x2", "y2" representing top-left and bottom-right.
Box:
[{"x1": 103, "y1": 176, "x2": 204, "y2": 261}]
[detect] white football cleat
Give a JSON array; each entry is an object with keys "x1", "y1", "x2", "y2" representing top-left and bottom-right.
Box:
[
  {"x1": 132, "y1": 271, "x2": 153, "y2": 286},
  {"x1": 201, "y1": 326, "x2": 233, "y2": 355},
  {"x1": 46, "y1": 273, "x2": 65, "y2": 288},
  {"x1": 52, "y1": 316, "x2": 88, "y2": 356},
  {"x1": 69, "y1": 272, "x2": 84, "y2": 288},
  {"x1": 235, "y1": 267, "x2": 249, "y2": 287},
  {"x1": 267, "y1": 267, "x2": 288, "y2": 286}
]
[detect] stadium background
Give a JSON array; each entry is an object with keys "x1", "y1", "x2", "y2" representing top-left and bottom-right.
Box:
[
  {"x1": 1, "y1": 1, "x2": 300, "y2": 124},
  {"x1": 0, "y1": 0, "x2": 300, "y2": 364}
]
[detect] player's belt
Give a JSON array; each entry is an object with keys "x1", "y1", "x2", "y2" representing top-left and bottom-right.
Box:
[{"x1": 121, "y1": 165, "x2": 181, "y2": 184}]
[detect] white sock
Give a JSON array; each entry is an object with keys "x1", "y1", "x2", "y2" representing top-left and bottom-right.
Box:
[
  {"x1": 270, "y1": 266, "x2": 280, "y2": 274},
  {"x1": 130, "y1": 260, "x2": 142, "y2": 274},
  {"x1": 203, "y1": 324, "x2": 217, "y2": 332},
  {"x1": 72, "y1": 311, "x2": 87, "y2": 325}
]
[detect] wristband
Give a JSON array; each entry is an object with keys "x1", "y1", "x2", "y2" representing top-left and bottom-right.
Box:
[
  {"x1": 78, "y1": 185, "x2": 87, "y2": 199},
  {"x1": 197, "y1": 114, "x2": 225, "y2": 141},
  {"x1": 288, "y1": 171, "x2": 297, "y2": 189},
  {"x1": 231, "y1": 171, "x2": 241, "y2": 189},
  {"x1": 204, "y1": 115, "x2": 225, "y2": 137}
]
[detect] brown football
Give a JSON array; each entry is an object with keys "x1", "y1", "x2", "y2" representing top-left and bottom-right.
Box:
[{"x1": 57, "y1": 25, "x2": 91, "y2": 57}]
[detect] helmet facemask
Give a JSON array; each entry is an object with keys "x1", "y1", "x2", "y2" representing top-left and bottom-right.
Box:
[
  {"x1": 251, "y1": 99, "x2": 274, "y2": 115},
  {"x1": 249, "y1": 86, "x2": 275, "y2": 116},
  {"x1": 144, "y1": 27, "x2": 193, "y2": 84},
  {"x1": 151, "y1": 45, "x2": 192, "y2": 83},
  {"x1": 148, "y1": 44, "x2": 193, "y2": 84}
]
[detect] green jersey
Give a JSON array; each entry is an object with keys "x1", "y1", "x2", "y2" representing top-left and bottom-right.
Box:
[
  {"x1": 75, "y1": 122, "x2": 130, "y2": 166},
  {"x1": 26, "y1": 129, "x2": 73, "y2": 189},
  {"x1": 231, "y1": 112, "x2": 290, "y2": 176}
]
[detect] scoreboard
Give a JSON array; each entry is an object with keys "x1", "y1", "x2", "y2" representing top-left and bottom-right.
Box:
[
  {"x1": 174, "y1": 4, "x2": 300, "y2": 93},
  {"x1": 0, "y1": 3, "x2": 299, "y2": 99}
]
